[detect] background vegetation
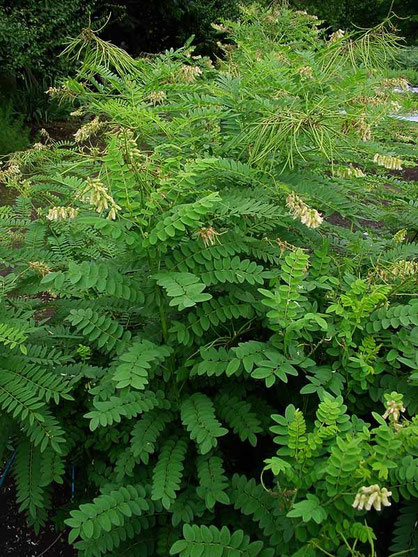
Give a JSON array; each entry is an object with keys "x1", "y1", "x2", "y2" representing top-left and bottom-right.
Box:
[{"x1": 293, "y1": 0, "x2": 418, "y2": 43}]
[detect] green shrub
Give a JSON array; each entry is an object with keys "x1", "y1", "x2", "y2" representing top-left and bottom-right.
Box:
[
  {"x1": 0, "y1": 99, "x2": 30, "y2": 155},
  {"x1": 0, "y1": 6, "x2": 417, "y2": 556}
]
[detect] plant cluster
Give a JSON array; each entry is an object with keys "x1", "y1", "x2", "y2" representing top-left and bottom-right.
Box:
[{"x1": 0, "y1": 6, "x2": 417, "y2": 556}]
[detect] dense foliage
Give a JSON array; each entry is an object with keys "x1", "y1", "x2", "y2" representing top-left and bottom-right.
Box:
[
  {"x1": 106, "y1": 0, "x2": 250, "y2": 56},
  {"x1": 0, "y1": 100, "x2": 30, "y2": 155},
  {"x1": 0, "y1": 0, "x2": 105, "y2": 80},
  {"x1": 0, "y1": 0, "x2": 122, "y2": 123},
  {"x1": 0, "y1": 6, "x2": 417, "y2": 556},
  {"x1": 292, "y1": 0, "x2": 418, "y2": 44}
]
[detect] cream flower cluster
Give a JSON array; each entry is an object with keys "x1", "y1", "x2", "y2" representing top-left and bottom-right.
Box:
[
  {"x1": 329, "y1": 29, "x2": 345, "y2": 43},
  {"x1": 46, "y1": 83, "x2": 75, "y2": 102},
  {"x1": 334, "y1": 165, "x2": 365, "y2": 179},
  {"x1": 378, "y1": 259, "x2": 418, "y2": 282},
  {"x1": 78, "y1": 178, "x2": 121, "y2": 220},
  {"x1": 33, "y1": 142, "x2": 48, "y2": 151},
  {"x1": 286, "y1": 192, "x2": 323, "y2": 228},
  {"x1": 0, "y1": 163, "x2": 21, "y2": 183},
  {"x1": 7, "y1": 230, "x2": 25, "y2": 245},
  {"x1": 373, "y1": 153, "x2": 403, "y2": 170},
  {"x1": 356, "y1": 117, "x2": 372, "y2": 142},
  {"x1": 202, "y1": 58, "x2": 214, "y2": 70},
  {"x1": 179, "y1": 65, "x2": 202, "y2": 83},
  {"x1": 294, "y1": 10, "x2": 318, "y2": 19},
  {"x1": 46, "y1": 206, "x2": 79, "y2": 221},
  {"x1": 197, "y1": 226, "x2": 221, "y2": 247},
  {"x1": 275, "y1": 52, "x2": 289, "y2": 65},
  {"x1": 46, "y1": 86, "x2": 61, "y2": 97},
  {"x1": 40, "y1": 128, "x2": 51, "y2": 143},
  {"x1": 297, "y1": 65, "x2": 313, "y2": 79},
  {"x1": 29, "y1": 261, "x2": 51, "y2": 276},
  {"x1": 382, "y1": 77, "x2": 409, "y2": 91},
  {"x1": 391, "y1": 100, "x2": 402, "y2": 112},
  {"x1": 211, "y1": 23, "x2": 229, "y2": 33},
  {"x1": 383, "y1": 399, "x2": 406, "y2": 424},
  {"x1": 354, "y1": 95, "x2": 386, "y2": 107},
  {"x1": 275, "y1": 237, "x2": 298, "y2": 255},
  {"x1": 118, "y1": 128, "x2": 142, "y2": 163},
  {"x1": 148, "y1": 91, "x2": 167, "y2": 105},
  {"x1": 394, "y1": 133, "x2": 414, "y2": 143},
  {"x1": 74, "y1": 117, "x2": 102, "y2": 143},
  {"x1": 353, "y1": 485, "x2": 392, "y2": 512},
  {"x1": 70, "y1": 107, "x2": 85, "y2": 118},
  {"x1": 7, "y1": 164, "x2": 21, "y2": 176},
  {"x1": 272, "y1": 88, "x2": 291, "y2": 100}
]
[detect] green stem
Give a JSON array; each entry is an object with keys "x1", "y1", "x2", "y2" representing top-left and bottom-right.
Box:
[
  {"x1": 155, "y1": 285, "x2": 168, "y2": 344},
  {"x1": 310, "y1": 541, "x2": 335, "y2": 557}
]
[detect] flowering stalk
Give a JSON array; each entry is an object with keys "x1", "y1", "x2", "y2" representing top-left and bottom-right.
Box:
[
  {"x1": 74, "y1": 117, "x2": 103, "y2": 143},
  {"x1": 334, "y1": 165, "x2": 365, "y2": 179},
  {"x1": 373, "y1": 153, "x2": 403, "y2": 170},
  {"x1": 286, "y1": 192, "x2": 323, "y2": 228},
  {"x1": 78, "y1": 178, "x2": 121, "y2": 220},
  {"x1": 46, "y1": 207, "x2": 78, "y2": 221}
]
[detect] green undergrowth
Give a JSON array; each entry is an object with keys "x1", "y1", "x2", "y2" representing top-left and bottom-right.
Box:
[
  {"x1": 0, "y1": 99, "x2": 30, "y2": 155},
  {"x1": 0, "y1": 6, "x2": 417, "y2": 557}
]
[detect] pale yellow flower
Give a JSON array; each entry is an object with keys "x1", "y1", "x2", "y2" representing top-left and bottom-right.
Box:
[
  {"x1": 33, "y1": 142, "x2": 47, "y2": 151},
  {"x1": 334, "y1": 165, "x2": 365, "y2": 179},
  {"x1": 378, "y1": 259, "x2": 418, "y2": 282},
  {"x1": 329, "y1": 29, "x2": 345, "y2": 43},
  {"x1": 148, "y1": 91, "x2": 167, "y2": 105},
  {"x1": 357, "y1": 117, "x2": 372, "y2": 142},
  {"x1": 373, "y1": 153, "x2": 403, "y2": 170},
  {"x1": 286, "y1": 192, "x2": 323, "y2": 229},
  {"x1": 179, "y1": 65, "x2": 203, "y2": 83},
  {"x1": 391, "y1": 101, "x2": 402, "y2": 112},
  {"x1": 78, "y1": 178, "x2": 121, "y2": 220},
  {"x1": 353, "y1": 485, "x2": 392, "y2": 512},
  {"x1": 29, "y1": 261, "x2": 51, "y2": 276},
  {"x1": 297, "y1": 65, "x2": 313, "y2": 79},
  {"x1": 211, "y1": 23, "x2": 228, "y2": 33},
  {"x1": 46, "y1": 206, "x2": 78, "y2": 221},
  {"x1": 382, "y1": 77, "x2": 409, "y2": 91},
  {"x1": 70, "y1": 107, "x2": 85, "y2": 117},
  {"x1": 382, "y1": 399, "x2": 405, "y2": 424},
  {"x1": 74, "y1": 117, "x2": 102, "y2": 143}
]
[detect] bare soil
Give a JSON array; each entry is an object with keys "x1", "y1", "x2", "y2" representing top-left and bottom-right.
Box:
[
  {"x1": 0, "y1": 479, "x2": 75, "y2": 556},
  {"x1": 30, "y1": 120, "x2": 79, "y2": 143},
  {"x1": 392, "y1": 165, "x2": 418, "y2": 181}
]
